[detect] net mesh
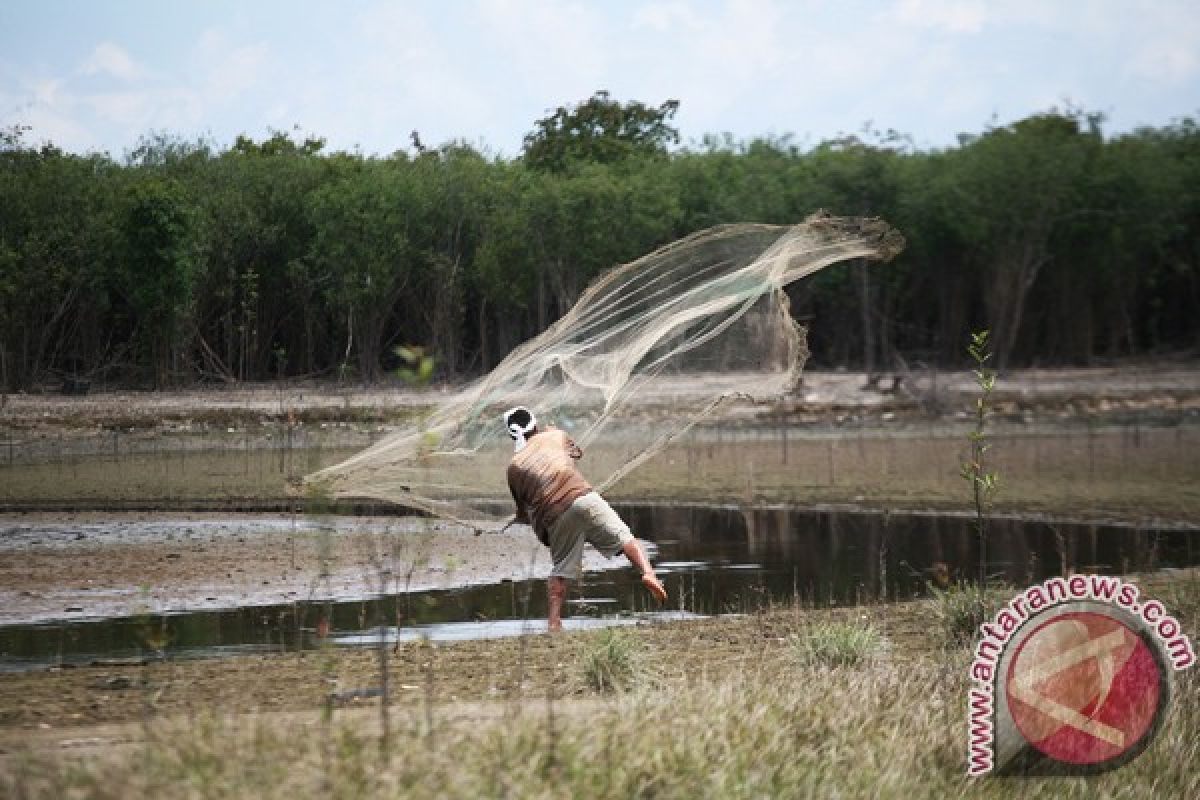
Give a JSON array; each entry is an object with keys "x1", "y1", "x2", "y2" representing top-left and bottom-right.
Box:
[{"x1": 307, "y1": 213, "x2": 903, "y2": 525}]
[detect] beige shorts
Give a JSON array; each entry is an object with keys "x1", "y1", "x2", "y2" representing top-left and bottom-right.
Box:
[{"x1": 547, "y1": 492, "x2": 634, "y2": 580}]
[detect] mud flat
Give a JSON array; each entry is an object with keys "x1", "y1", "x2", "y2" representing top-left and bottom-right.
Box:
[
  {"x1": 0, "y1": 513, "x2": 625, "y2": 626},
  {"x1": 4, "y1": 365, "x2": 1199, "y2": 434}
]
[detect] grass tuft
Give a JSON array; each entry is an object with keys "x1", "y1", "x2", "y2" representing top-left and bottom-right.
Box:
[
  {"x1": 578, "y1": 627, "x2": 646, "y2": 692},
  {"x1": 926, "y1": 582, "x2": 1009, "y2": 645},
  {"x1": 791, "y1": 621, "x2": 883, "y2": 667}
]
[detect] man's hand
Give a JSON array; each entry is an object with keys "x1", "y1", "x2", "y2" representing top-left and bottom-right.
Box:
[{"x1": 641, "y1": 573, "x2": 668, "y2": 604}]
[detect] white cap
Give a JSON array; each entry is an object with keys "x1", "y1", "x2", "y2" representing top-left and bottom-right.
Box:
[{"x1": 503, "y1": 406, "x2": 537, "y2": 452}]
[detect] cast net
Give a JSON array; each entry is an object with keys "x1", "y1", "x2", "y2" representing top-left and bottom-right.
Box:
[{"x1": 307, "y1": 213, "x2": 903, "y2": 526}]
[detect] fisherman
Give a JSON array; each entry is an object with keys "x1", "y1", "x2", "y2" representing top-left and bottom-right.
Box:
[{"x1": 503, "y1": 406, "x2": 668, "y2": 631}]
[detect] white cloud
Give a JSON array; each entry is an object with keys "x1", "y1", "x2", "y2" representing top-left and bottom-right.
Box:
[
  {"x1": 81, "y1": 42, "x2": 142, "y2": 81},
  {"x1": 613, "y1": 0, "x2": 793, "y2": 130},
  {"x1": 85, "y1": 89, "x2": 153, "y2": 127},
  {"x1": 3, "y1": 25, "x2": 280, "y2": 154},
  {"x1": 85, "y1": 86, "x2": 203, "y2": 133},
  {"x1": 332, "y1": 2, "x2": 499, "y2": 151},
  {"x1": 1127, "y1": 42, "x2": 1198, "y2": 85},
  {"x1": 192, "y1": 29, "x2": 271, "y2": 100},
  {"x1": 0, "y1": 73, "x2": 97, "y2": 152},
  {"x1": 2, "y1": 0, "x2": 1196, "y2": 157},
  {"x1": 632, "y1": 1, "x2": 704, "y2": 33},
  {"x1": 1122, "y1": 2, "x2": 1200, "y2": 85},
  {"x1": 31, "y1": 77, "x2": 65, "y2": 107},
  {"x1": 704, "y1": 0, "x2": 786, "y2": 73},
  {"x1": 886, "y1": 0, "x2": 987, "y2": 34},
  {"x1": 473, "y1": 0, "x2": 609, "y2": 98},
  {"x1": 17, "y1": 105, "x2": 94, "y2": 152}
]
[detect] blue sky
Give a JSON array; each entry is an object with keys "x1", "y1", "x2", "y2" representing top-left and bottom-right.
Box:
[{"x1": 2, "y1": 0, "x2": 1197, "y2": 158}]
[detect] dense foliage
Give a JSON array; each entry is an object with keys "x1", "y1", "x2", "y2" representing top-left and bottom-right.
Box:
[{"x1": 1, "y1": 96, "x2": 1197, "y2": 389}]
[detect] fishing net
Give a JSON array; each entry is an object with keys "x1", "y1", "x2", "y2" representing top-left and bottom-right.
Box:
[{"x1": 307, "y1": 213, "x2": 903, "y2": 526}]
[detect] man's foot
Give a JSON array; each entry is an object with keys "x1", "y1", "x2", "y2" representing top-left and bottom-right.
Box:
[{"x1": 641, "y1": 573, "x2": 668, "y2": 604}]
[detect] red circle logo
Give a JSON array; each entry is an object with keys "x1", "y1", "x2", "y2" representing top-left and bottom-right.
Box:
[{"x1": 1005, "y1": 611, "x2": 1164, "y2": 766}]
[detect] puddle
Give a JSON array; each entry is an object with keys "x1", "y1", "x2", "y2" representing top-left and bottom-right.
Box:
[
  {"x1": 332, "y1": 611, "x2": 707, "y2": 645},
  {"x1": 1, "y1": 504, "x2": 1196, "y2": 672}
]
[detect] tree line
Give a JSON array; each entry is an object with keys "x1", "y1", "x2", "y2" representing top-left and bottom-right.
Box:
[{"x1": 2, "y1": 93, "x2": 1197, "y2": 390}]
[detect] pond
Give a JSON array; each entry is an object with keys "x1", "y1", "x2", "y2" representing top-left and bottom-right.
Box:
[{"x1": 0, "y1": 504, "x2": 1195, "y2": 672}]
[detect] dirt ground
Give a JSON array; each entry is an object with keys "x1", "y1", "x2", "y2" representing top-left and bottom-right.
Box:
[{"x1": 0, "y1": 601, "x2": 924, "y2": 744}]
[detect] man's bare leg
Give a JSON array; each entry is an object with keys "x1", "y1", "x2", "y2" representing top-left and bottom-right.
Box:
[
  {"x1": 547, "y1": 575, "x2": 568, "y2": 632},
  {"x1": 622, "y1": 539, "x2": 667, "y2": 603}
]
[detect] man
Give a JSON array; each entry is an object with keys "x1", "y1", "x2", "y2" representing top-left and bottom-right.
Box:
[{"x1": 503, "y1": 406, "x2": 668, "y2": 631}]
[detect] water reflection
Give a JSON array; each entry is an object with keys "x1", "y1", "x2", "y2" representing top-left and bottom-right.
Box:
[
  {"x1": 333, "y1": 611, "x2": 707, "y2": 645},
  {"x1": 620, "y1": 503, "x2": 1197, "y2": 602},
  {"x1": 0, "y1": 505, "x2": 1195, "y2": 671}
]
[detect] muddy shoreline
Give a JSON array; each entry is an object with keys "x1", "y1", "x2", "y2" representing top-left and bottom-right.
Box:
[
  {"x1": 0, "y1": 513, "x2": 630, "y2": 626},
  {"x1": 2, "y1": 566, "x2": 1196, "y2": 743}
]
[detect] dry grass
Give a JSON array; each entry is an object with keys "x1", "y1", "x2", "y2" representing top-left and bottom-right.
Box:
[
  {"x1": 791, "y1": 620, "x2": 884, "y2": 666},
  {"x1": 577, "y1": 627, "x2": 649, "y2": 692},
  {"x1": 926, "y1": 583, "x2": 1014, "y2": 646},
  {"x1": 3, "y1": 652, "x2": 1196, "y2": 798},
  {"x1": 3, "y1": 571, "x2": 1197, "y2": 799}
]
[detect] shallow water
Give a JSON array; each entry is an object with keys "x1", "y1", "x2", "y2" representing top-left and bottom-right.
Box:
[{"x1": 0, "y1": 504, "x2": 1196, "y2": 672}]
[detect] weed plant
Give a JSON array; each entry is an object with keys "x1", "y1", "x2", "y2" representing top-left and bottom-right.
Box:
[
  {"x1": 578, "y1": 627, "x2": 647, "y2": 692},
  {"x1": 791, "y1": 620, "x2": 883, "y2": 666},
  {"x1": 927, "y1": 582, "x2": 1011, "y2": 646}
]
